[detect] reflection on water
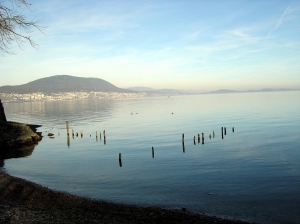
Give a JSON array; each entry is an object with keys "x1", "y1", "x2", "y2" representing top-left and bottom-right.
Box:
[
  {"x1": 2, "y1": 92, "x2": 300, "y2": 224},
  {"x1": 0, "y1": 145, "x2": 36, "y2": 167}
]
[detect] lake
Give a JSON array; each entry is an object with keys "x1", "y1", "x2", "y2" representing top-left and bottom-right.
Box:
[{"x1": 1, "y1": 91, "x2": 300, "y2": 224}]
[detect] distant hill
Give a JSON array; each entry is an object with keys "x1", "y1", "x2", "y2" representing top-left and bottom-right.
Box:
[
  {"x1": 208, "y1": 89, "x2": 238, "y2": 94},
  {"x1": 208, "y1": 88, "x2": 298, "y2": 94},
  {"x1": 127, "y1": 87, "x2": 157, "y2": 92},
  {"x1": 157, "y1": 89, "x2": 185, "y2": 94},
  {"x1": 0, "y1": 75, "x2": 135, "y2": 94},
  {"x1": 127, "y1": 87, "x2": 185, "y2": 94}
]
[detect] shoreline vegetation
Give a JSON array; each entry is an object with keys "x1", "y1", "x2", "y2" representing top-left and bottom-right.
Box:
[{"x1": 0, "y1": 171, "x2": 257, "y2": 224}]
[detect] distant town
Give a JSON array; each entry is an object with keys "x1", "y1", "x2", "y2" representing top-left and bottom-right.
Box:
[{"x1": 0, "y1": 91, "x2": 165, "y2": 103}]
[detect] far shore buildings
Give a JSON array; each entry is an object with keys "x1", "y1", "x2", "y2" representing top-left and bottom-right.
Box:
[{"x1": 0, "y1": 91, "x2": 164, "y2": 103}]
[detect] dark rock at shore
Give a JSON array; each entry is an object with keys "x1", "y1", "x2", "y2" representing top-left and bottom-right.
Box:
[
  {"x1": 0, "y1": 99, "x2": 42, "y2": 151},
  {"x1": 0, "y1": 121, "x2": 42, "y2": 149},
  {"x1": 0, "y1": 99, "x2": 7, "y2": 122}
]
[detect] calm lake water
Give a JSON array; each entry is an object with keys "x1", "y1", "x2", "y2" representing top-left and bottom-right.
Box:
[{"x1": 1, "y1": 91, "x2": 300, "y2": 224}]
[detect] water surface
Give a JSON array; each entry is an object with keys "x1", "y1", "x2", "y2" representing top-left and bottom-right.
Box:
[{"x1": 2, "y1": 91, "x2": 300, "y2": 224}]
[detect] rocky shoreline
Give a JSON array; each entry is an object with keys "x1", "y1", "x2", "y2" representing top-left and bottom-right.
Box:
[{"x1": 0, "y1": 171, "x2": 257, "y2": 224}]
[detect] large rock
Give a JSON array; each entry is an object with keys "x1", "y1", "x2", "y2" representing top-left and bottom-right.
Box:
[
  {"x1": 0, "y1": 99, "x2": 42, "y2": 150},
  {"x1": 0, "y1": 99, "x2": 7, "y2": 122},
  {"x1": 0, "y1": 121, "x2": 42, "y2": 149}
]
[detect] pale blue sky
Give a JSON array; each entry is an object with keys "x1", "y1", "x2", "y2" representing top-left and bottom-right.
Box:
[{"x1": 1, "y1": 0, "x2": 300, "y2": 91}]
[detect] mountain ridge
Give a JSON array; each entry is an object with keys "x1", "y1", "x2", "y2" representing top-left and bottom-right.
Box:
[{"x1": 0, "y1": 75, "x2": 134, "y2": 94}]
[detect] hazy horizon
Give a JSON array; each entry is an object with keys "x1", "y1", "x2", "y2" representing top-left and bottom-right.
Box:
[{"x1": 0, "y1": 1, "x2": 300, "y2": 92}]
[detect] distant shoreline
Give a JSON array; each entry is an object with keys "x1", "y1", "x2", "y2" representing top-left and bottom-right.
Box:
[{"x1": 1, "y1": 88, "x2": 299, "y2": 103}]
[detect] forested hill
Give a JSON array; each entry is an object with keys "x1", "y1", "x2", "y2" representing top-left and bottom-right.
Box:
[{"x1": 0, "y1": 75, "x2": 134, "y2": 94}]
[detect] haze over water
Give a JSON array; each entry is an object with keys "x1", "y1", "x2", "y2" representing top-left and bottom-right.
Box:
[{"x1": 2, "y1": 91, "x2": 300, "y2": 224}]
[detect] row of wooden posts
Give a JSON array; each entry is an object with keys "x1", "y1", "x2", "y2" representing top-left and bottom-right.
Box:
[
  {"x1": 66, "y1": 121, "x2": 234, "y2": 167},
  {"x1": 119, "y1": 127, "x2": 234, "y2": 167},
  {"x1": 66, "y1": 121, "x2": 106, "y2": 147}
]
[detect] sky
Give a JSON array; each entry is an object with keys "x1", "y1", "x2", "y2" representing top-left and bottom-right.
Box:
[{"x1": 0, "y1": 0, "x2": 300, "y2": 92}]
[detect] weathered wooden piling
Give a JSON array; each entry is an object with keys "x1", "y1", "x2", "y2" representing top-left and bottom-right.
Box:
[
  {"x1": 67, "y1": 136, "x2": 70, "y2": 147},
  {"x1": 182, "y1": 133, "x2": 184, "y2": 142},
  {"x1": 221, "y1": 127, "x2": 224, "y2": 139},
  {"x1": 72, "y1": 129, "x2": 74, "y2": 139},
  {"x1": 76, "y1": 132, "x2": 78, "y2": 137},
  {"x1": 224, "y1": 127, "x2": 227, "y2": 135},
  {"x1": 119, "y1": 153, "x2": 122, "y2": 167},
  {"x1": 194, "y1": 136, "x2": 196, "y2": 145},
  {"x1": 96, "y1": 131, "x2": 98, "y2": 137},
  {"x1": 104, "y1": 130, "x2": 106, "y2": 144},
  {"x1": 198, "y1": 133, "x2": 200, "y2": 143},
  {"x1": 202, "y1": 133, "x2": 204, "y2": 144},
  {"x1": 66, "y1": 121, "x2": 69, "y2": 136},
  {"x1": 232, "y1": 127, "x2": 235, "y2": 132},
  {"x1": 152, "y1": 147, "x2": 154, "y2": 158},
  {"x1": 80, "y1": 131, "x2": 83, "y2": 138}
]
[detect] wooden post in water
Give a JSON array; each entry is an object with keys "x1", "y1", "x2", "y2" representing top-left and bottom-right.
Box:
[
  {"x1": 182, "y1": 142, "x2": 185, "y2": 153},
  {"x1": 198, "y1": 133, "x2": 200, "y2": 143},
  {"x1": 103, "y1": 130, "x2": 106, "y2": 145},
  {"x1": 152, "y1": 147, "x2": 154, "y2": 158},
  {"x1": 100, "y1": 132, "x2": 102, "y2": 140},
  {"x1": 72, "y1": 129, "x2": 74, "y2": 139},
  {"x1": 202, "y1": 133, "x2": 204, "y2": 144},
  {"x1": 209, "y1": 134, "x2": 211, "y2": 139},
  {"x1": 119, "y1": 153, "x2": 122, "y2": 167},
  {"x1": 213, "y1": 131, "x2": 215, "y2": 138},
  {"x1": 76, "y1": 132, "x2": 78, "y2": 137},
  {"x1": 224, "y1": 127, "x2": 227, "y2": 135},
  {"x1": 80, "y1": 131, "x2": 83, "y2": 138},
  {"x1": 194, "y1": 136, "x2": 196, "y2": 145},
  {"x1": 232, "y1": 127, "x2": 234, "y2": 132},
  {"x1": 66, "y1": 121, "x2": 69, "y2": 136},
  {"x1": 221, "y1": 127, "x2": 224, "y2": 139},
  {"x1": 67, "y1": 135, "x2": 70, "y2": 147},
  {"x1": 182, "y1": 133, "x2": 184, "y2": 143}
]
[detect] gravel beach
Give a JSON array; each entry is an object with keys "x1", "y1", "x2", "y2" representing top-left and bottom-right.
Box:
[{"x1": 0, "y1": 171, "x2": 258, "y2": 224}]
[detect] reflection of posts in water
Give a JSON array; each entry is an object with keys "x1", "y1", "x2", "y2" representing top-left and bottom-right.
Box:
[
  {"x1": 67, "y1": 135, "x2": 70, "y2": 147},
  {"x1": 152, "y1": 147, "x2": 154, "y2": 158},
  {"x1": 66, "y1": 121, "x2": 69, "y2": 136},
  {"x1": 182, "y1": 142, "x2": 185, "y2": 153},
  {"x1": 198, "y1": 133, "x2": 200, "y2": 143},
  {"x1": 202, "y1": 133, "x2": 204, "y2": 144},
  {"x1": 232, "y1": 127, "x2": 234, "y2": 132},
  {"x1": 221, "y1": 127, "x2": 224, "y2": 139},
  {"x1": 119, "y1": 153, "x2": 122, "y2": 167}
]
